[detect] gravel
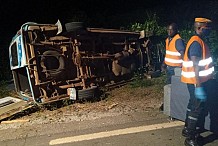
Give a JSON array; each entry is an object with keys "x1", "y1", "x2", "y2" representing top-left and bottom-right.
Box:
[{"x1": 0, "y1": 83, "x2": 164, "y2": 130}]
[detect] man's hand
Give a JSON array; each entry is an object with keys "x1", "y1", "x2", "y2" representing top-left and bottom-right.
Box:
[
  {"x1": 161, "y1": 63, "x2": 167, "y2": 73},
  {"x1": 195, "y1": 87, "x2": 207, "y2": 101}
]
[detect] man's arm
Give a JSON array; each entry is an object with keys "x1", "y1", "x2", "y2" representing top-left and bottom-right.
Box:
[
  {"x1": 191, "y1": 56, "x2": 201, "y2": 87},
  {"x1": 175, "y1": 39, "x2": 185, "y2": 59},
  {"x1": 189, "y1": 41, "x2": 202, "y2": 87},
  {"x1": 179, "y1": 50, "x2": 184, "y2": 60},
  {"x1": 191, "y1": 56, "x2": 207, "y2": 101}
]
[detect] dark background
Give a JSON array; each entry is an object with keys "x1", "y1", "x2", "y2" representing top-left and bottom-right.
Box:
[
  {"x1": 0, "y1": 0, "x2": 167, "y2": 41},
  {"x1": 0, "y1": 0, "x2": 217, "y2": 79},
  {"x1": 1, "y1": 0, "x2": 217, "y2": 46}
]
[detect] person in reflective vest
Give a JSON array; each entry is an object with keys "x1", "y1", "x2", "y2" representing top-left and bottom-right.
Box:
[
  {"x1": 181, "y1": 18, "x2": 214, "y2": 146},
  {"x1": 164, "y1": 23, "x2": 185, "y2": 84},
  {"x1": 159, "y1": 23, "x2": 185, "y2": 111}
]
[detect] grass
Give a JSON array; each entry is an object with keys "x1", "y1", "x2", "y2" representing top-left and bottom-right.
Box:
[
  {"x1": 129, "y1": 74, "x2": 166, "y2": 90},
  {"x1": 0, "y1": 81, "x2": 11, "y2": 99}
]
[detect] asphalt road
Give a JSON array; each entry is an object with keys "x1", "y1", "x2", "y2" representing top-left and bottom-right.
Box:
[{"x1": 0, "y1": 111, "x2": 218, "y2": 146}]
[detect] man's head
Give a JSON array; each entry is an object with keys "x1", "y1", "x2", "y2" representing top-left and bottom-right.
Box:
[
  {"x1": 194, "y1": 17, "x2": 212, "y2": 36},
  {"x1": 167, "y1": 23, "x2": 178, "y2": 37}
]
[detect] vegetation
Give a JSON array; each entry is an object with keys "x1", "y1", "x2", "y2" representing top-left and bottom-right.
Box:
[
  {"x1": 129, "y1": 13, "x2": 166, "y2": 37},
  {"x1": 208, "y1": 30, "x2": 218, "y2": 65},
  {"x1": 0, "y1": 81, "x2": 11, "y2": 99},
  {"x1": 129, "y1": 73, "x2": 166, "y2": 89}
]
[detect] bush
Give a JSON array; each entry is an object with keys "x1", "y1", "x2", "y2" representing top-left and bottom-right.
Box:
[
  {"x1": 0, "y1": 81, "x2": 11, "y2": 99},
  {"x1": 129, "y1": 73, "x2": 165, "y2": 89}
]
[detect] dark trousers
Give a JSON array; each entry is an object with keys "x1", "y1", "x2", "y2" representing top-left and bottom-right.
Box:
[
  {"x1": 166, "y1": 66, "x2": 176, "y2": 84},
  {"x1": 185, "y1": 81, "x2": 210, "y2": 136}
]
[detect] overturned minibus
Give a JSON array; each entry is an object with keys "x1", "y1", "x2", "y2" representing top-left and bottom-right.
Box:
[{"x1": 9, "y1": 22, "x2": 146, "y2": 104}]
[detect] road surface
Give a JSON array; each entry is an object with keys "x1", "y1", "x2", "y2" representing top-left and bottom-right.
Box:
[{"x1": 0, "y1": 111, "x2": 217, "y2": 146}]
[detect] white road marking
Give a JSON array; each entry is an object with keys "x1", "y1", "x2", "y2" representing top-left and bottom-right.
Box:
[{"x1": 49, "y1": 121, "x2": 184, "y2": 145}]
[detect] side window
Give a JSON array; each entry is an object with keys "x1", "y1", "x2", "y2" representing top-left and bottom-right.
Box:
[{"x1": 11, "y1": 43, "x2": 18, "y2": 66}]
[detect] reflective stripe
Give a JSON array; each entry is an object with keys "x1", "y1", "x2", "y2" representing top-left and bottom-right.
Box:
[
  {"x1": 181, "y1": 71, "x2": 195, "y2": 78},
  {"x1": 182, "y1": 61, "x2": 193, "y2": 67},
  {"x1": 181, "y1": 67, "x2": 214, "y2": 78},
  {"x1": 183, "y1": 57, "x2": 213, "y2": 68},
  {"x1": 199, "y1": 67, "x2": 214, "y2": 76},
  {"x1": 165, "y1": 58, "x2": 183, "y2": 64},
  {"x1": 198, "y1": 57, "x2": 213, "y2": 66},
  {"x1": 166, "y1": 50, "x2": 181, "y2": 56},
  {"x1": 188, "y1": 116, "x2": 197, "y2": 121}
]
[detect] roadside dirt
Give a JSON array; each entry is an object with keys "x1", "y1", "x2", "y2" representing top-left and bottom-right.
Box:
[{"x1": 0, "y1": 78, "x2": 164, "y2": 130}]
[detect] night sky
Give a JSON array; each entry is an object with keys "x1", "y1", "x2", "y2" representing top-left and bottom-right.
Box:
[
  {"x1": 0, "y1": 1, "x2": 157, "y2": 48},
  {"x1": 0, "y1": 0, "x2": 215, "y2": 50}
]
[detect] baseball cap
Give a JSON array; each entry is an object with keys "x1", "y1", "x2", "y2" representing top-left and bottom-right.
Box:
[{"x1": 195, "y1": 18, "x2": 212, "y2": 23}]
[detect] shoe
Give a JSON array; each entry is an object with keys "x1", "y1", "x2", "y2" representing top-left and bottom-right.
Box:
[
  {"x1": 184, "y1": 137, "x2": 199, "y2": 146},
  {"x1": 182, "y1": 127, "x2": 189, "y2": 137},
  {"x1": 182, "y1": 127, "x2": 201, "y2": 138}
]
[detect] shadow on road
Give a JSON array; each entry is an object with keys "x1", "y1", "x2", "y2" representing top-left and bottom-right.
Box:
[{"x1": 202, "y1": 133, "x2": 218, "y2": 145}]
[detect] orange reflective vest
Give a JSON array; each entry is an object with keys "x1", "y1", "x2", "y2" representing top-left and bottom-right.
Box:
[
  {"x1": 181, "y1": 35, "x2": 214, "y2": 84},
  {"x1": 164, "y1": 34, "x2": 183, "y2": 67}
]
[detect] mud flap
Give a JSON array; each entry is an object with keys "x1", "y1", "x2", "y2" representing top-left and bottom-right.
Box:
[{"x1": 0, "y1": 96, "x2": 33, "y2": 121}]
